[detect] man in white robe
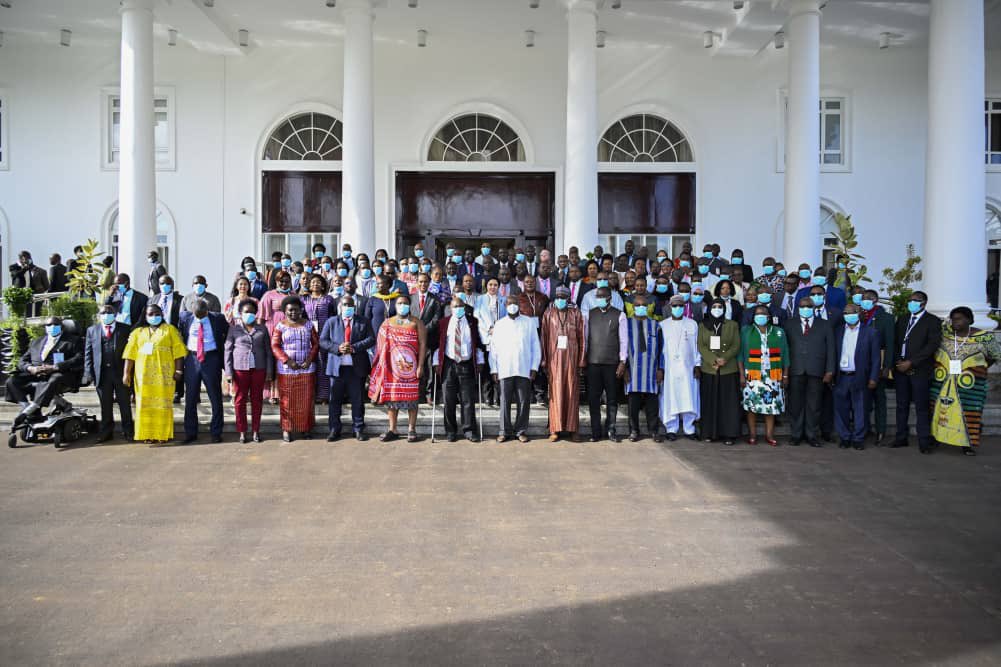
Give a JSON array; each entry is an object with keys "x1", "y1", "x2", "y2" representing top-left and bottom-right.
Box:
[
  {"x1": 659, "y1": 295, "x2": 702, "y2": 439},
  {"x1": 490, "y1": 295, "x2": 542, "y2": 443}
]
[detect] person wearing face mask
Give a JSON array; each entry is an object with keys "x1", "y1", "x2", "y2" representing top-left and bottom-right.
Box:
[
  {"x1": 827, "y1": 253, "x2": 853, "y2": 292},
  {"x1": 340, "y1": 243, "x2": 355, "y2": 271},
  {"x1": 364, "y1": 273, "x2": 402, "y2": 333},
  {"x1": 782, "y1": 296, "x2": 836, "y2": 447},
  {"x1": 752, "y1": 285, "x2": 786, "y2": 327},
  {"x1": 759, "y1": 257, "x2": 784, "y2": 293},
  {"x1": 582, "y1": 287, "x2": 627, "y2": 442},
  {"x1": 82, "y1": 305, "x2": 135, "y2": 442},
  {"x1": 178, "y1": 299, "x2": 229, "y2": 444},
  {"x1": 106, "y1": 273, "x2": 149, "y2": 327},
  {"x1": 6, "y1": 316, "x2": 84, "y2": 427},
  {"x1": 224, "y1": 300, "x2": 273, "y2": 444},
  {"x1": 490, "y1": 294, "x2": 542, "y2": 443},
  {"x1": 832, "y1": 303, "x2": 881, "y2": 451},
  {"x1": 123, "y1": 304, "x2": 187, "y2": 444},
  {"x1": 303, "y1": 274, "x2": 337, "y2": 404},
  {"x1": 892, "y1": 291, "x2": 942, "y2": 453},
  {"x1": 474, "y1": 242, "x2": 493, "y2": 267},
  {"x1": 697, "y1": 297, "x2": 741, "y2": 446},
  {"x1": 701, "y1": 244, "x2": 724, "y2": 275},
  {"x1": 146, "y1": 251, "x2": 168, "y2": 295},
  {"x1": 580, "y1": 272, "x2": 624, "y2": 313},
  {"x1": 310, "y1": 243, "x2": 327, "y2": 269},
  {"x1": 696, "y1": 257, "x2": 719, "y2": 296},
  {"x1": 357, "y1": 260, "x2": 378, "y2": 298},
  {"x1": 657, "y1": 295, "x2": 701, "y2": 440},
  {"x1": 712, "y1": 280, "x2": 743, "y2": 323},
  {"x1": 224, "y1": 277, "x2": 258, "y2": 326},
  {"x1": 739, "y1": 304, "x2": 790, "y2": 446},
  {"x1": 858, "y1": 288, "x2": 895, "y2": 444},
  {"x1": 796, "y1": 267, "x2": 847, "y2": 311},
  {"x1": 239, "y1": 260, "x2": 268, "y2": 300},
  {"x1": 10, "y1": 251, "x2": 50, "y2": 315},
  {"x1": 622, "y1": 294, "x2": 664, "y2": 442},
  {"x1": 259, "y1": 271, "x2": 295, "y2": 404},
  {"x1": 271, "y1": 296, "x2": 321, "y2": 443},
  {"x1": 432, "y1": 295, "x2": 485, "y2": 443},
  {"x1": 320, "y1": 295, "x2": 376, "y2": 443},
  {"x1": 565, "y1": 265, "x2": 589, "y2": 307},
  {"x1": 181, "y1": 276, "x2": 221, "y2": 314},
  {"x1": 458, "y1": 249, "x2": 485, "y2": 291},
  {"x1": 779, "y1": 274, "x2": 801, "y2": 320},
  {"x1": 263, "y1": 252, "x2": 284, "y2": 289},
  {"x1": 539, "y1": 286, "x2": 586, "y2": 442},
  {"x1": 412, "y1": 272, "x2": 445, "y2": 405},
  {"x1": 155, "y1": 275, "x2": 184, "y2": 404},
  {"x1": 369, "y1": 295, "x2": 427, "y2": 443}
]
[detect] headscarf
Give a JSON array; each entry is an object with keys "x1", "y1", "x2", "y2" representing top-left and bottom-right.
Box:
[{"x1": 703, "y1": 297, "x2": 727, "y2": 330}]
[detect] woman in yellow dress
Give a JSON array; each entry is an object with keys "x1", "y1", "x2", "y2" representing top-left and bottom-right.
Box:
[{"x1": 123, "y1": 304, "x2": 188, "y2": 444}]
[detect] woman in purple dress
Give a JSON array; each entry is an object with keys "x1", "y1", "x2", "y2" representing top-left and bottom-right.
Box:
[
  {"x1": 302, "y1": 274, "x2": 337, "y2": 403},
  {"x1": 259, "y1": 270, "x2": 294, "y2": 403}
]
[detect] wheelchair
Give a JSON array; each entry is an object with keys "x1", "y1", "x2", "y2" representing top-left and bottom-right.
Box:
[{"x1": 7, "y1": 319, "x2": 99, "y2": 449}]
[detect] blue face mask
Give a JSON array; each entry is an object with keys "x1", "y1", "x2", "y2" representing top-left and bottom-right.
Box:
[
  {"x1": 247, "y1": 271, "x2": 258, "y2": 281},
  {"x1": 810, "y1": 294, "x2": 825, "y2": 307},
  {"x1": 812, "y1": 275, "x2": 827, "y2": 286},
  {"x1": 481, "y1": 247, "x2": 491, "y2": 256},
  {"x1": 754, "y1": 314, "x2": 769, "y2": 327},
  {"x1": 634, "y1": 305, "x2": 648, "y2": 318},
  {"x1": 194, "y1": 284, "x2": 207, "y2": 295},
  {"x1": 680, "y1": 292, "x2": 690, "y2": 302},
  {"x1": 341, "y1": 307, "x2": 355, "y2": 319},
  {"x1": 100, "y1": 313, "x2": 116, "y2": 325},
  {"x1": 798, "y1": 269, "x2": 811, "y2": 280},
  {"x1": 282, "y1": 259, "x2": 292, "y2": 268},
  {"x1": 596, "y1": 279, "x2": 609, "y2": 289},
  {"x1": 516, "y1": 253, "x2": 526, "y2": 263},
  {"x1": 361, "y1": 268, "x2": 372, "y2": 279},
  {"x1": 554, "y1": 298, "x2": 568, "y2": 310},
  {"x1": 342, "y1": 250, "x2": 351, "y2": 259},
  {"x1": 762, "y1": 265, "x2": 775, "y2": 276},
  {"x1": 907, "y1": 300, "x2": 923, "y2": 314},
  {"x1": 731, "y1": 257, "x2": 743, "y2": 265},
  {"x1": 373, "y1": 266, "x2": 383, "y2": 276},
  {"x1": 852, "y1": 293, "x2": 863, "y2": 305},
  {"x1": 147, "y1": 315, "x2": 163, "y2": 326},
  {"x1": 844, "y1": 313, "x2": 860, "y2": 325},
  {"x1": 314, "y1": 251, "x2": 324, "y2": 259},
  {"x1": 415, "y1": 249, "x2": 424, "y2": 258},
  {"x1": 691, "y1": 293, "x2": 704, "y2": 304},
  {"x1": 242, "y1": 312, "x2": 257, "y2": 325},
  {"x1": 454, "y1": 307, "x2": 466, "y2": 319},
  {"x1": 655, "y1": 283, "x2": 669, "y2": 294},
  {"x1": 398, "y1": 304, "x2": 411, "y2": 317},
  {"x1": 452, "y1": 255, "x2": 462, "y2": 264},
  {"x1": 861, "y1": 299, "x2": 874, "y2": 311},
  {"x1": 719, "y1": 274, "x2": 730, "y2": 281},
  {"x1": 400, "y1": 264, "x2": 409, "y2": 274},
  {"x1": 321, "y1": 263, "x2": 332, "y2": 272},
  {"x1": 837, "y1": 262, "x2": 847, "y2": 270},
  {"x1": 160, "y1": 284, "x2": 172, "y2": 294},
  {"x1": 118, "y1": 284, "x2": 128, "y2": 294},
  {"x1": 446, "y1": 248, "x2": 455, "y2": 257},
  {"x1": 304, "y1": 266, "x2": 313, "y2": 274},
  {"x1": 411, "y1": 264, "x2": 421, "y2": 273},
  {"x1": 777, "y1": 269, "x2": 788, "y2": 277},
  {"x1": 671, "y1": 306, "x2": 685, "y2": 318},
  {"x1": 799, "y1": 307, "x2": 815, "y2": 319},
  {"x1": 758, "y1": 293, "x2": 772, "y2": 304},
  {"x1": 421, "y1": 264, "x2": 431, "y2": 273},
  {"x1": 679, "y1": 260, "x2": 691, "y2": 268},
  {"x1": 45, "y1": 324, "x2": 62, "y2": 337},
  {"x1": 703, "y1": 251, "x2": 713, "y2": 259},
  {"x1": 338, "y1": 268, "x2": 349, "y2": 278},
  {"x1": 273, "y1": 261, "x2": 281, "y2": 269},
  {"x1": 698, "y1": 265, "x2": 709, "y2": 275},
  {"x1": 595, "y1": 297, "x2": 609, "y2": 309}
]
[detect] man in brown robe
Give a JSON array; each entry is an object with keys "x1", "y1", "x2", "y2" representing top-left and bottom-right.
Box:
[{"x1": 540, "y1": 286, "x2": 587, "y2": 442}]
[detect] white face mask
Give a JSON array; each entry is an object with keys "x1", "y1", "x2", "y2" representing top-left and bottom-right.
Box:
[
  {"x1": 506, "y1": 304, "x2": 520, "y2": 316},
  {"x1": 710, "y1": 307, "x2": 725, "y2": 318}
]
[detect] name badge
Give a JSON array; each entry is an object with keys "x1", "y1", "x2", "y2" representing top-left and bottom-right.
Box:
[
  {"x1": 949, "y1": 359, "x2": 962, "y2": 375},
  {"x1": 52, "y1": 352, "x2": 65, "y2": 364},
  {"x1": 710, "y1": 336, "x2": 721, "y2": 350},
  {"x1": 557, "y1": 335, "x2": 568, "y2": 350},
  {"x1": 141, "y1": 342, "x2": 155, "y2": 355},
  {"x1": 772, "y1": 316, "x2": 780, "y2": 325}
]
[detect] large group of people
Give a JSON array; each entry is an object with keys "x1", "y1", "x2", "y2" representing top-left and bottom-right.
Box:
[{"x1": 5, "y1": 239, "x2": 997, "y2": 455}]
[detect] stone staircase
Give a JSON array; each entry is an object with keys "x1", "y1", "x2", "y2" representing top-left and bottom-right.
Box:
[{"x1": 3, "y1": 385, "x2": 999, "y2": 440}]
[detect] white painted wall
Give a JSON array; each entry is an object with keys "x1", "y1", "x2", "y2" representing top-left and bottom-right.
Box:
[{"x1": 1, "y1": 36, "x2": 999, "y2": 299}]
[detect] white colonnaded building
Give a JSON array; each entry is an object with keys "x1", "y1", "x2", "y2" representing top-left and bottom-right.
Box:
[{"x1": 0, "y1": 0, "x2": 999, "y2": 321}]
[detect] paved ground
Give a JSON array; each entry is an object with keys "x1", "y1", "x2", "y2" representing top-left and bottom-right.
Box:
[{"x1": 1, "y1": 433, "x2": 1000, "y2": 665}]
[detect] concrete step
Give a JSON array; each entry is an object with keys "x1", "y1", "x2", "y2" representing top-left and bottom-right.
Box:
[{"x1": 3, "y1": 386, "x2": 999, "y2": 438}]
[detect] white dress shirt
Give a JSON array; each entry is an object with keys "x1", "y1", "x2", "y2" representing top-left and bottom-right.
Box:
[
  {"x1": 488, "y1": 315, "x2": 542, "y2": 380},
  {"x1": 840, "y1": 324, "x2": 860, "y2": 371},
  {"x1": 580, "y1": 288, "x2": 624, "y2": 313}
]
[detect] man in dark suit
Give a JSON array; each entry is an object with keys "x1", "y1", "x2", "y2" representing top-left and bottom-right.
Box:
[
  {"x1": 534, "y1": 262, "x2": 559, "y2": 300},
  {"x1": 105, "y1": 273, "x2": 149, "y2": 327},
  {"x1": 82, "y1": 305, "x2": 134, "y2": 442},
  {"x1": 6, "y1": 316, "x2": 84, "y2": 425},
  {"x1": 411, "y1": 272, "x2": 444, "y2": 403},
  {"x1": 566, "y1": 264, "x2": 592, "y2": 308},
  {"x1": 434, "y1": 295, "x2": 485, "y2": 442},
  {"x1": 48, "y1": 253, "x2": 69, "y2": 293},
  {"x1": 457, "y1": 249, "x2": 485, "y2": 292},
  {"x1": 808, "y1": 284, "x2": 843, "y2": 440},
  {"x1": 9, "y1": 251, "x2": 50, "y2": 316},
  {"x1": 151, "y1": 274, "x2": 184, "y2": 403},
  {"x1": 178, "y1": 300, "x2": 229, "y2": 443},
  {"x1": 796, "y1": 267, "x2": 847, "y2": 312},
  {"x1": 320, "y1": 295, "x2": 376, "y2": 441},
  {"x1": 146, "y1": 250, "x2": 168, "y2": 295},
  {"x1": 892, "y1": 290, "x2": 943, "y2": 453},
  {"x1": 833, "y1": 304, "x2": 881, "y2": 450},
  {"x1": 783, "y1": 296, "x2": 836, "y2": 446},
  {"x1": 859, "y1": 288, "x2": 896, "y2": 444}
]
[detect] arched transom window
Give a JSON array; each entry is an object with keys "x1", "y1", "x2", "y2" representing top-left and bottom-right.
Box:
[
  {"x1": 263, "y1": 112, "x2": 343, "y2": 161},
  {"x1": 428, "y1": 113, "x2": 525, "y2": 162},
  {"x1": 599, "y1": 114, "x2": 693, "y2": 163}
]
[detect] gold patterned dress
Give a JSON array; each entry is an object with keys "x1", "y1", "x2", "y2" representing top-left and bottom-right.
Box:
[
  {"x1": 930, "y1": 325, "x2": 1001, "y2": 448},
  {"x1": 123, "y1": 324, "x2": 188, "y2": 441}
]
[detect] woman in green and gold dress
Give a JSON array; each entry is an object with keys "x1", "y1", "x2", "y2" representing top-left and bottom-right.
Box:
[{"x1": 930, "y1": 307, "x2": 1001, "y2": 456}]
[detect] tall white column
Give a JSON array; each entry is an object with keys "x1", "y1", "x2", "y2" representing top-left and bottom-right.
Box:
[
  {"x1": 563, "y1": 0, "x2": 600, "y2": 252},
  {"x1": 923, "y1": 0, "x2": 987, "y2": 322},
  {"x1": 782, "y1": 0, "x2": 821, "y2": 268},
  {"x1": 341, "y1": 0, "x2": 375, "y2": 253},
  {"x1": 118, "y1": 0, "x2": 157, "y2": 286}
]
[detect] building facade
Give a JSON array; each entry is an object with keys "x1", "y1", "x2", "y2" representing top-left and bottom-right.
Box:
[{"x1": 0, "y1": 0, "x2": 999, "y2": 320}]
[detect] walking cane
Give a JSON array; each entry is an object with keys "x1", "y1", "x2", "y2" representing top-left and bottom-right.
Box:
[
  {"x1": 476, "y1": 366, "x2": 484, "y2": 442},
  {"x1": 430, "y1": 367, "x2": 438, "y2": 443}
]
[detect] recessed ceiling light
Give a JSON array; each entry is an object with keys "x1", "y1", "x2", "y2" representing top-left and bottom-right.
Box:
[
  {"x1": 326, "y1": 0, "x2": 336, "y2": 6},
  {"x1": 238, "y1": 28, "x2": 249, "y2": 47},
  {"x1": 611, "y1": 0, "x2": 622, "y2": 9},
  {"x1": 702, "y1": 31, "x2": 718, "y2": 49},
  {"x1": 203, "y1": 0, "x2": 214, "y2": 7},
  {"x1": 879, "y1": 32, "x2": 891, "y2": 49},
  {"x1": 733, "y1": 0, "x2": 745, "y2": 9},
  {"x1": 408, "y1": 0, "x2": 418, "y2": 7},
  {"x1": 0, "y1": 1, "x2": 12, "y2": 9},
  {"x1": 417, "y1": 28, "x2": 427, "y2": 47},
  {"x1": 60, "y1": 29, "x2": 71, "y2": 47},
  {"x1": 168, "y1": 28, "x2": 177, "y2": 46},
  {"x1": 596, "y1": 30, "x2": 606, "y2": 48},
  {"x1": 530, "y1": 0, "x2": 539, "y2": 7},
  {"x1": 525, "y1": 29, "x2": 535, "y2": 48},
  {"x1": 774, "y1": 31, "x2": 785, "y2": 49}
]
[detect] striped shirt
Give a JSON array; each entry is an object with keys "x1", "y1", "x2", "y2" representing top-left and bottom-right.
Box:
[{"x1": 625, "y1": 316, "x2": 663, "y2": 394}]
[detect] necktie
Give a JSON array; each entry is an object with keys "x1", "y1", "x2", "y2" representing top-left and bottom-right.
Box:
[
  {"x1": 571, "y1": 282, "x2": 577, "y2": 302},
  {"x1": 453, "y1": 318, "x2": 462, "y2": 361},
  {"x1": 420, "y1": 294, "x2": 426, "y2": 312},
  {"x1": 42, "y1": 337, "x2": 56, "y2": 360},
  {"x1": 803, "y1": 319, "x2": 811, "y2": 336},
  {"x1": 104, "y1": 325, "x2": 112, "y2": 340},
  {"x1": 196, "y1": 323, "x2": 205, "y2": 362},
  {"x1": 344, "y1": 318, "x2": 352, "y2": 349}
]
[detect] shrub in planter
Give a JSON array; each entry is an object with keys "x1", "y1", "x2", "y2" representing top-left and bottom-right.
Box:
[
  {"x1": 2, "y1": 286, "x2": 35, "y2": 319},
  {"x1": 0, "y1": 317, "x2": 44, "y2": 375},
  {"x1": 44, "y1": 295, "x2": 99, "y2": 328}
]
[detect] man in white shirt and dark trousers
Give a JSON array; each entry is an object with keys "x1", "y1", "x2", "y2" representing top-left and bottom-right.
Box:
[
  {"x1": 585, "y1": 287, "x2": 628, "y2": 442},
  {"x1": 490, "y1": 295, "x2": 542, "y2": 443},
  {"x1": 833, "y1": 303, "x2": 881, "y2": 450},
  {"x1": 435, "y1": 295, "x2": 485, "y2": 442}
]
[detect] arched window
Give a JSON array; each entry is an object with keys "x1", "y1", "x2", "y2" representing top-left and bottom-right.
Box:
[
  {"x1": 110, "y1": 205, "x2": 175, "y2": 273},
  {"x1": 427, "y1": 113, "x2": 525, "y2": 162},
  {"x1": 599, "y1": 114, "x2": 693, "y2": 163},
  {"x1": 262, "y1": 112, "x2": 343, "y2": 161}
]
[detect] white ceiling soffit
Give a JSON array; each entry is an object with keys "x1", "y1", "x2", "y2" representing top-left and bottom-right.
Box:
[{"x1": 158, "y1": 0, "x2": 244, "y2": 55}]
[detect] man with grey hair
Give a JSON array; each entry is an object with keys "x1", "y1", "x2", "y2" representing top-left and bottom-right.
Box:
[{"x1": 178, "y1": 298, "x2": 229, "y2": 444}]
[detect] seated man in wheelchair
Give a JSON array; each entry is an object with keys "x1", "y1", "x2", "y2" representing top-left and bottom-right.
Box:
[{"x1": 5, "y1": 316, "x2": 84, "y2": 426}]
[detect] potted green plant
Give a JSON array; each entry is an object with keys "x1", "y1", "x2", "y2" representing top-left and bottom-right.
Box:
[
  {"x1": 830, "y1": 212, "x2": 870, "y2": 287},
  {"x1": 879, "y1": 244, "x2": 923, "y2": 318},
  {"x1": 65, "y1": 238, "x2": 107, "y2": 297},
  {"x1": 2, "y1": 286, "x2": 35, "y2": 320}
]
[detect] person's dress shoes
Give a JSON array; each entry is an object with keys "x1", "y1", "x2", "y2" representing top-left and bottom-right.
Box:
[
  {"x1": 182, "y1": 436, "x2": 197, "y2": 444},
  {"x1": 839, "y1": 440, "x2": 851, "y2": 449},
  {"x1": 465, "y1": 433, "x2": 480, "y2": 443},
  {"x1": 874, "y1": 433, "x2": 885, "y2": 446},
  {"x1": 628, "y1": 432, "x2": 640, "y2": 442},
  {"x1": 853, "y1": 443, "x2": 865, "y2": 450},
  {"x1": 238, "y1": 432, "x2": 247, "y2": 444},
  {"x1": 789, "y1": 439, "x2": 801, "y2": 446},
  {"x1": 447, "y1": 434, "x2": 459, "y2": 443},
  {"x1": 252, "y1": 432, "x2": 262, "y2": 443},
  {"x1": 327, "y1": 432, "x2": 340, "y2": 442},
  {"x1": 355, "y1": 431, "x2": 368, "y2": 442},
  {"x1": 809, "y1": 439, "x2": 822, "y2": 447},
  {"x1": 890, "y1": 440, "x2": 909, "y2": 448},
  {"x1": 666, "y1": 433, "x2": 678, "y2": 442},
  {"x1": 653, "y1": 433, "x2": 664, "y2": 443},
  {"x1": 211, "y1": 435, "x2": 223, "y2": 443}
]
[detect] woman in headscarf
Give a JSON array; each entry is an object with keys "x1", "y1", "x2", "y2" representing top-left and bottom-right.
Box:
[
  {"x1": 697, "y1": 297, "x2": 742, "y2": 445},
  {"x1": 739, "y1": 304, "x2": 790, "y2": 446}
]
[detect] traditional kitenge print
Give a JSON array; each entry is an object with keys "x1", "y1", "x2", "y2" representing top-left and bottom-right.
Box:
[
  {"x1": 303, "y1": 294, "x2": 337, "y2": 400},
  {"x1": 624, "y1": 317, "x2": 663, "y2": 394},
  {"x1": 930, "y1": 325, "x2": 1000, "y2": 448},
  {"x1": 369, "y1": 321, "x2": 421, "y2": 407},
  {"x1": 277, "y1": 373, "x2": 315, "y2": 432},
  {"x1": 740, "y1": 325, "x2": 789, "y2": 416},
  {"x1": 122, "y1": 325, "x2": 188, "y2": 441},
  {"x1": 271, "y1": 322, "x2": 319, "y2": 432}
]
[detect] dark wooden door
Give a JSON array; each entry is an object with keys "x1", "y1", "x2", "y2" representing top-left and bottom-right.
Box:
[
  {"x1": 597, "y1": 172, "x2": 695, "y2": 235},
  {"x1": 262, "y1": 171, "x2": 342, "y2": 233}
]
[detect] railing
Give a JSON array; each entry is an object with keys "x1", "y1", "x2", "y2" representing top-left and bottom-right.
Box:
[{"x1": 3, "y1": 291, "x2": 70, "y2": 323}]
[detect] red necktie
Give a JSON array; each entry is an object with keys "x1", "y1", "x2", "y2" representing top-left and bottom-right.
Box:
[
  {"x1": 104, "y1": 325, "x2": 112, "y2": 340},
  {"x1": 344, "y1": 318, "x2": 352, "y2": 347},
  {"x1": 571, "y1": 283, "x2": 577, "y2": 302},
  {"x1": 804, "y1": 319, "x2": 811, "y2": 336},
  {"x1": 196, "y1": 323, "x2": 205, "y2": 362},
  {"x1": 420, "y1": 294, "x2": 425, "y2": 312}
]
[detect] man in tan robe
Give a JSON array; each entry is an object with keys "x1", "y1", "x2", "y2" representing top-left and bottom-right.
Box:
[{"x1": 540, "y1": 286, "x2": 587, "y2": 442}]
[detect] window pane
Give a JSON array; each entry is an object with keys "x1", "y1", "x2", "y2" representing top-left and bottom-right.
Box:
[
  {"x1": 824, "y1": 114, "x2": 841, "y2": 150},
  {"x1": 993, "y1": 101, "x2": 1001, "y2": 110},
  {"x1": 991, "y1": 114, "x2": 1001, "y2": 152},
  {"x1": 825, "y1": 100, "x2": 841, "y2": 110},
  {"x1": 823, "y1": 152, "x2": 842, "y2": 165},
  {"x1": 990, "y1": 153, "x2": 1001, "y2": 164}
]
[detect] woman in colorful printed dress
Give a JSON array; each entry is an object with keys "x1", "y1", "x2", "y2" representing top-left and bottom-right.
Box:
[
  {"x1": 302, "y1": 273, "x2": 337, "y2": 404},
  {"x1": 259, "y1": 270, "x2": 294, "y2": 404},
  {"x1": 270, "y1": 296, "x2": 320, "y2": 443},
  {"x1": 122, "y1": 304, "x2": 188, "y2": 444},
  {"x1": 369, "y1": 295, "x2": 427, "y2": 442},
  {"x1": 930, "y1": 307, "x2": 1001, "y2": 456},
  {"x1": 223, "y1": 276, "x2": 258, "y2": 326},
  {"x1": 739, "y1": 304, "x2": 790, "y2": 446}
]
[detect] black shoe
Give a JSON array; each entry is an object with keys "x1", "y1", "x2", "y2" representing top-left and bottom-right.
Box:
[
  {"x1": 821, "y1": 432, "x2": 834, "y2": 443},
  {"x1": 211, "y1": 435, "x2": 223, "y2": 443},
  {"x1": 628, "y1": 432, "x2": 640, "y2": 442},
  {"x1": 875, "y1": 432, "x2": 885, "y2": 446},
  {"x1": 789, "y1": 439, "x2": 801, "y2": 447},
  {"x1": 465, "y1": 433, "x2": 480, "y2": 443},
  {"x1": 327, "y1": 432, "x2": 341, "y2": 442},
  {"x1": 238, "y1": 432, "x2": 247, "y2": 444},
  {"x1": 963, "y1": 447, "x2": 977, "y2": 456},
  {"x1": 173, "y1": 394, "x2": 182, "y2": 404},
  {"x1": 96, "y1": 432, "x2": 113, "y2": 443},
  {"x1": 252, "y1": 432, "x2": 262, "y2": 443},
  {"x1": 839, "y1": 440, "x2": 851, "y2": 449},
  {"x1": 447, "y1": 433, "x2": 458, "y2": 443},
  {"x1": 653, "y1": 433, "x2": 664, "y2": 443},
  {"x1": 723, "y1": 440, "x2": 735, "y2": 446},
  {"x1": 608, "y1": 432, "x2": 621, "y2": 443},
  {"x1": 853, "y1": 443, "x2": 865, "y2": 450},
  {"x1": 282, "y1": 431, "x2": 292, "y2": 443},
  {"x1": 355, "y1": 431, "x2": 368, "y2": 442},
  {"x1": 809, "y1": 439, "x2": 822, "y2": 447},
  {"x1": 590, "y1": 435, "x2": 601, "y2": 442},
  {"x1": 919, "y1": 442, "x2": 934, "y2": 454},
  {"x1": 683, "y1": 432, "x2": 698, "y2": 441},
  {"x1": 666, "y1": 433, "x2": 678, "y2": 442},
  {"x1": 183, "y1": 436, "x2": 197, "y2": 444},
  {"x1": 890, "y1": 440, "x2": 909, "y2": 448}
]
